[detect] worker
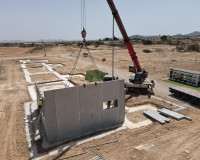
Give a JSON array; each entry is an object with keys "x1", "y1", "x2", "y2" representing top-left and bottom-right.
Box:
[
  {"x1": 38, "y1": 97, "x2": 44, "y2": 115},
  {"x1": 148, "y1": 85, "x2": 153, "y2": 99},
  {"x1": 178, "y1": 74, "x2": 182, "y2": 80},
  {"x1": 184, "y1": 75, "x2": 187, "y2": 83},
  {"x1": 175, "y1": 74, "x2": 178, "y2": 81}
]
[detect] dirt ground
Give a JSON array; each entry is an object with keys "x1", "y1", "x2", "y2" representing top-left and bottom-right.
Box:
[
  {"x1": 0, "y1": 44, "x2": 200, "y2": 160},
  {"x1": 28, "y1": 67, "x2": 49, "y2": 73},
  {"x1": 38, "y1": 84, "x2": 66, "y2": 96},
  {"x1": 70, "y1": 77, "x2": 90, "y2": 86},
  {"x1": 48, "y1": 106, "x2": 200, "y2": 160},
  {"x1": 30, "y1": 73, "x2": 60, "y2": 82},
  {"x1": 0, "y1": 60, "x2": 31, "y2": 160},
  {"x1": 26, "y1": 63, "x2": 44, "y2": 68},
  {"x1": 126, "y1": 111, "x2": 147, "y2": 123}
]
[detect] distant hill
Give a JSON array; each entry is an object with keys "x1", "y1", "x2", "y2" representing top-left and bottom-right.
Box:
[
  {"x1": 184, "y1": 31, "x2": 200, "y2": 37},
  {"x1": 130, "y1": 35, "x2": 157, "y2": 39},
  {"x1": 0, "y1": 39, "x2": 69, "y2": 43},
  {"x1": 173, "y1": 31, "x2": 200, "y2": 37},
  {"x1": 0, "y1": 40, "x2": 24, "y2": 43},
  {"x1": 130, "y1": 31, "x2": 200, "y2": 39},
  {"x1": 1, "y1": 31, "x2": 200, "y2": 43}
]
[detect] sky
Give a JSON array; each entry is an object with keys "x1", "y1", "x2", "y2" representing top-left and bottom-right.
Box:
[{"x1": 0, "y1": 0, "x2": 200, "y2": 41}]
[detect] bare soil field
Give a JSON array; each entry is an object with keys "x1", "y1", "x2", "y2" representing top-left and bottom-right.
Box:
[
  {"x1": 126, "y1": 111, "x2": 148, "y2": 123},
  {"x1": 38, "y1": 84, "x2": 66, "y2": 95},
  {"x1": 26, "y1": 63, "x2": 44, "y2": 68},
  {"x1": 70, "y1": 44, "x2": 200, "y2": 79},
  {"x1": 0, "y1": 60, "x2": 31, "y2": 160},
  {"x1": 0, "y1": 47, "x2": 34, "y2": 57},
  {"x1": 70, "y1": 77, "x2": 90, "y2": 86},
  {"x1": 0, "y1": 44, "x2": 200, "y2": 160},
  {"x1": 30, "y1": 73, "x2": 60, "y2": 82},
  {"x1": 28, "y1": 67, "x2": 49, "y2": 73}
]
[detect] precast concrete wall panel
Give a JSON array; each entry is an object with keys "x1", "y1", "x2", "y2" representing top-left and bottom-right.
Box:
[
  {"x1": 43, "y1": 91, "x2": 58, "y2": 144},
  {"x1": 102, "y1": 107, "x2": 120, "y2": 128},
  {"x1": 42, "y1": 80, "x2": 125, "y2": 146},
  {"x1": 101, "y1": 80, "x2": 119, "y2": 102},
  {"x1": 54, "y1": 87, "x2": 81, "y2": 141},
  {"x1": 119, "y1": 80, "x2": 125, "y2": 123},
  {"x1": 79, "y1": 84, "x2": 102, "y2": 134}
]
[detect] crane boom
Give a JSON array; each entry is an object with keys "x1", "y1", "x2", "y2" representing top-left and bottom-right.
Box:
[{"x1": 106, "y1": 0, "x2": 142, "y2": 72}]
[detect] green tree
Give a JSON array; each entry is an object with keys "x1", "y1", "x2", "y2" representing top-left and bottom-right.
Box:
[
  {"x1": 161, "y1": 35, "x2": 168, "y2": 41},
  {"x1": 103, "y1": 37, "x2": 111, "y2": 41},
  {"x1": 142, "y1": 39, "x2": 153, "y2": 45}
]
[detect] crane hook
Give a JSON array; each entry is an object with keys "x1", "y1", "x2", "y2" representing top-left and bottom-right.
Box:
[{"x1": 81, "y1": 28, "x2": 87, "y2": 41}]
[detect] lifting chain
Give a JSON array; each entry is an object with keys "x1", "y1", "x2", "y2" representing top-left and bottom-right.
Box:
[{"x1": 66, "y1": 0, "x2": 100, "y2": 87}]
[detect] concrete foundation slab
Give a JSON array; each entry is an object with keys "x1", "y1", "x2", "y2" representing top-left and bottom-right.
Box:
[
  {"x1": 158, "y1": 108, "x2": 192, "y2": 121},
  {"x1": 143, "y1": 109, "x2": 170, "y2": 124}
]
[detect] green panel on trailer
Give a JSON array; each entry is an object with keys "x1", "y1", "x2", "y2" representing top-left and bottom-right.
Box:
[{"x1": 86, "y1": 70, "x2": 108, "y2": 82}]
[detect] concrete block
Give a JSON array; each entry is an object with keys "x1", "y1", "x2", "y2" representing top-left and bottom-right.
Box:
[
  {"x1": 158, "y1": 108, "x2": 192, "y2": 121},
  {"x1": 143, "y1": 109, "x2": 170, "y2": 124}
]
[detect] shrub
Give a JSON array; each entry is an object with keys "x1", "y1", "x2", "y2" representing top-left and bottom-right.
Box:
[
  {"x1": 161, "y1": 35, "x2": 168, "y2": 41},
  {"x1": 83, "y1": 53, "x2": 88, "y2": 57},
  {"x1": 95, "y1": 41, "x2": 104, "y2": 45},
  {"x1": 102, "y1": 58, "x2": 106, "y2": 62},
  {"x1": 142, "y1": 39, "x2": 153, "y2": 45},
  {"x1": 103, "y1": 37, "x2": 112, "y2": 41},
  {"x1": 176, "y1": 46, "x2": 184, "y2": 51},
  {"x1": 143, "y1": 49, "x2": 151, "y2": 53}
]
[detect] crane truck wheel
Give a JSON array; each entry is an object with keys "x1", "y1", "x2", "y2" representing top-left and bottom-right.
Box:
[
  {"x1": 190, "y1": 98, "x2": 197, "y2": 105},
  {"x1": 174, "y1": 91, "x2": 180, "y2": 97},
  {"x1": 181, "y1": 94, "x2": 188, "y2": 101}
]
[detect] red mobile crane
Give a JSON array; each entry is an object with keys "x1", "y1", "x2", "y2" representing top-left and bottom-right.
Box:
[{"x1": 106, "y1": 0, "x2": 155, "y2": 92}]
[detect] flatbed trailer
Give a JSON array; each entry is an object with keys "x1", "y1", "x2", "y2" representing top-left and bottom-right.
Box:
[{"x1": 169, "y1": 86, "x2": 200, "y2": 105}]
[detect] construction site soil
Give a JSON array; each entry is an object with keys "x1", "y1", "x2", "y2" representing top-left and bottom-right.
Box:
[
  {"x1": 28, "y1": 67, "x2": 49, "y2": 73},
  {"x1": 30, "y1": 73, "x2": 60, "y2": 82},
  {"x1": 0, "y1": 44, "x2": 200, "y2": 160}
]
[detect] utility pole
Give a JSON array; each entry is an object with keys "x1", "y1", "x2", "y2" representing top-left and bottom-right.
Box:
[
  {"x1": 112, "y1": 15, "x2": 115, "y2": 78},
  {"x1": 43, "y1": 42, "x2": 46, "y2": 57},
  {"x1": 0, "y1": 58, "x2": 2, "y2": 75}
]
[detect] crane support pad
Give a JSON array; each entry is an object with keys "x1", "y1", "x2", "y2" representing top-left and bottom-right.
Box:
[
  {"x1": 143, "y1": 109, "x2": 170, "y2": 124},
  {"x1": 158, "y1": 108, "x2": 192, "y2": 121}
]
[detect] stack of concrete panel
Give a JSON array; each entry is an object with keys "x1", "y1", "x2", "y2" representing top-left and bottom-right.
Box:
[
  {"x1": 143, "y1": 109, "x2": 170, "y2": 124},
  {"x1": 41, "y1": 80, "x2": 125, "y2": 146},
  {"x1": 158, "y1": 108, "x2": 192, "y2": 121}
]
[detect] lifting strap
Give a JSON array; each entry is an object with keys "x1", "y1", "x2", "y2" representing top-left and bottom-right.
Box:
[
  {"x1": 66, "y1": 40, "x2": 99, "y2": 87},
  {"x1": 66, "y1": 0, "x2": 100, "y2": 87}
]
